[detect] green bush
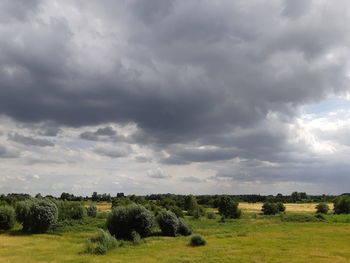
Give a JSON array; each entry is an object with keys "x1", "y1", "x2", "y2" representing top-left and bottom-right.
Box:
[
  {"x1": 316, "y1": 203, "x2": 329, "y2": 214},
  {"x1": 169, "y1": 206, "x2": 184, "y2": 218},
  {"x1": 130, "y1": 230, "x2": 143, "y2": 245},
  {"x1": 0, "y1": 206, "x2": 16, "y2": 230},
  {"x1": 87, "y1": 204, "x2": 97, "y2": 217},
  {"x1": 16, "y1": 199, "x2": 58, "y2": 233},
  {"x1": 261, "y1": 202, "x2": 280, "y2": 215},
  {"x1": 334, "y1": 196, "x2": 350, "y2": 214},
  {"x1": 218, "y1": 196, "x2": 241, "y2": 218},
  {"x1": 189, "y1": 234, "x2": 206, "y2": 246},
  {"x1": 85, "y1": 229, "x2": 118, "y2": 255},
  {"x1": 177, "y1": 218, "x2": 191, "y2": 236},
  {"x1": 106, "y1": 204, "x2": 154, "y2": 240},
  {"x1": 157, "y1": 210, "x2": 179, "y2": 236},
  {"x1": 276, "y1": 202, "x2": 286, "y2": 212},
  {"x1": 57, "y1": 202, "x2": 86, "y2": 220}
]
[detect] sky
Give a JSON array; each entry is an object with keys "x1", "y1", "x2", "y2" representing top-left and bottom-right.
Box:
[{"x1": 0, "y1": 0, "x2": 350, "y2": 196}]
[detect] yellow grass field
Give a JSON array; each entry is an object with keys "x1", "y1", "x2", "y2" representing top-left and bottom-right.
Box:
[{"x1": 239, "y1": 202, "x2": 334, "y2": 213}]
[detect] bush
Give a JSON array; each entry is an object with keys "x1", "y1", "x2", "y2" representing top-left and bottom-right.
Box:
[
  {"x1": 189, "y1": 234, "x2": 206, "y2": 246},
  {"x1": 130, "y1": 230, "x2": 143, "y2": 245},
  {"x1": 85, "y1": 229, "x2": 118, "y2": 255},
  {"x1": 206, "y1": 212, "x2": 216, "y2": 219},
  {"x1": 106, "y1": 204, "x2": 154, "y2": 240},
  {"x1": 57, "y1": 202, "x2": 86, "y2": 220},
  {"x1": 16, "y1": 199, "x2": 58, "y2": 233},
  {"x1": 316, "y1": 203, "x2": 329, "y2": 214},
  {"x1": 261, "y1": 202, "x2": 280, "y2": 215},
  {"x1": 177, "y1": 218, "x2": 191, "y2": 236},
  {"x1": 87, "y1": 204, "x2": 97, "y2": 217},
  {"x1": 169, "y1": 206, "x2": 184, "y2": 218},
  {"x1": 334, "y1": 196, "x2": 350, "y2": 214},
  {"x1": 0, "y1": 206, "x2": 16, "y2": 230},
  {"x1": 218, "y1": 196, "x2": 241, "y2": 218},
  {"x1": 276, "y1": 202, "x2": 286, "y2": 212},
  {"x1": 157, "y1": 210, "x2": 179, "y2": 236}
]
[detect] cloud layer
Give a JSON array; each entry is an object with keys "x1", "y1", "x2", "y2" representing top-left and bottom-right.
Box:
[{"x1": 0, "y1": 0, "x2": 349, "y2": 195}]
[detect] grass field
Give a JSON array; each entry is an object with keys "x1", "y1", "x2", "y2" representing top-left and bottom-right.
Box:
[{"x1": 1, "y1": 203, "x2": 349, "y2": 263}]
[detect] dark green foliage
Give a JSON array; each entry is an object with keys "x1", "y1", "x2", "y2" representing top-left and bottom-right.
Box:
[
  {"x1": 316, "y1": 203, "x2": 329, "y2": 214},
  {"x1": 0, "y1": 206, "x2": 16, "y2": 230},
  {"x1": 281, "y1": 213, "x2": 322, "y2": 222},
  {"x1": 16, "y1": 199, "x2": 58, "y2": 233},
  {"x1": 157, "y1": 210, "x2": 191, "y2": 236},
  {"x1": 130, "y1": 230, "x2": 143, "y2": 245},
  {"x1": 261, "y1": 202, "x2": 281, "y2": 215},
  {"x1": 111, "y1": 197, "x2": 133, "y2": 208},
  {"x1": 218, "y1": 196, "x2": 241, "y2": 218},
  {"x1": 106, "y1": 204, "x2": 154, "y2": 240},
  {"x1": 169, "y1": 206, "x2": 184, "y2": 218},
  {"x1": 85, "y1": 229, "x2": 118, "y2": 255},
  {"x1": 177, "y1": 218, "x2": 191, "y2": 236},
  {"x1": 57, "y1": 202, "x2": 87, "y2": 220},
  {"x1": 87, "y1": 204, "x2": 97, "y2": 217},
  {"x1": 276, "y1": 202, "x2": 286, "y2": 212},
  {"x1": 189, "y1": 234, "x2": 206, "y2": 246},
  {"x1": 157, "y1": 210, "x2": 179, "y2": 236},
  {"x1": 333, "y1": 196, "x2": 350, "y2": 214}
]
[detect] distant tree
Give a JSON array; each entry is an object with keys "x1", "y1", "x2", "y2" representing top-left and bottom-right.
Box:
[
  {"x1": 218, "y1": 196, "x2": 241, "y2": 218},
  {"x1": 276, "y1": 202, "x2": 286, "y2": 213},
  {"x1": 92, "y1": 192, "x2": 99, "y2": 202}
]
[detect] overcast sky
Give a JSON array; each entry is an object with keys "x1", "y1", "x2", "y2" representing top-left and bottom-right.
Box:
[{"x1": 0, "y1": 0, "x2": 350, "y2": 196}]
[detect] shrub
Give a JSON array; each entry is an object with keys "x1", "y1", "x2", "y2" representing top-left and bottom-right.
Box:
[
  {"x1": 157, "y1": 210, "x2": 179, "y2": 236},
  {"x1": 261, "y1": 202, "x2": 279, "y2": 215},
  {"x1": 169, "y1": 206, "x2": 184, "y2": 218},
  {"x1": 218, "y1": 196, "x2": 241, "y2": 218},
  {"x1": 85, "y1": 229, "x2": 118, "y2": 255},
  {"x1": 177, "y1": 218, "x2": 191, "y2": 236},
  {"x1": 334, "y1": 196, "x2": 350, "y2": 214},
  {"x1": 189, "y1": 234, "x2": 206, "y2": 246},
  {"x1": 87, "y1": 204, "x2": 97, "y2": 217},
  {"x1": 130, "y1": 230, "x2": 143, "y2": 245},
  {"x1": 106, "y1": 204, "x2": 154, "y2": 240},
  {"x1": 276, "y1": 202, "x2": 286, "y2": 213},
  {"x1": 0, "y1": 206, "x2": 16, "y2": 230},
  {"x1": 16, "y1": 199, "x2": 58, "y2": 233},
  {"x1": 316, "y1": 203, "x2": 329, "y2": 214},
  {"x1": 57, "y1": 202, "x2": 86, "y2": 220}
]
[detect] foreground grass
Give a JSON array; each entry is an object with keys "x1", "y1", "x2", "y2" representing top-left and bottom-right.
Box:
[{"x1": 1, "y1": 213, "x2": 350, "y2": 263}]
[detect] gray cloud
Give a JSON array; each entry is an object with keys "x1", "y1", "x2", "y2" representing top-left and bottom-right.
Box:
[
  {"x1": 0, "y1": 144, "x2": 19, "y2": 158},
  {"x1": 8, "y1": 133, "x2": 54, "y2": 147},
  {"x1": 0, "y1": 1, "x2": 349, "y2": 194},
  {"x1": 147, "y1": 168, "x2": 171, "y2": 179}
]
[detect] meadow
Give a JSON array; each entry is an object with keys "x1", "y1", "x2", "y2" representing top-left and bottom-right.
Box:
[{"x1": 1, "y1": 202, "x2": 350, "y2": 263}]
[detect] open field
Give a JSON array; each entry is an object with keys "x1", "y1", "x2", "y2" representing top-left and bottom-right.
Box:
[{"x1": 1, "y1": 208, "x2": 350, "y2": 263}]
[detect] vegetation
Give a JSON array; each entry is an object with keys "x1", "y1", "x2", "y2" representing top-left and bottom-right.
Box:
[
  {"x1": 16, "y1": 199, "x2": 58, "y2": 233},
  {"x1": 0, "y1": 206, "x2": 16, "y2": 230},
  {"x1": 333, "y1": 195, "x2": 350, "y2": 214},
  {"x1": 261, "y1": 202, "x2": 285, "y2": 215},
  {"x1": 85, "y1": 229, "x2": 119, "y2": 255},
  {"x1": 106, "y1": 204, "x2": 154, "y2": 240},
  {"x1": 156, "y1": 210, "x2": 191, "y2": 236},
  {"x1": 316, "y1": 202, "x2": 329, "y2": 214},
  {"x1": 189, "y1": 234, "x2": 206, "y2": 246},
  {"x1": 87, "y1": 204, "x2": 97, "y2": 217},
  {"x1": 218, "y1": 196, "x2": 241, "y2": 218}
]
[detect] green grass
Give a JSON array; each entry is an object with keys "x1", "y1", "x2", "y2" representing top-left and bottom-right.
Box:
[{"x1": 1, "y1": 214, "x2": 350, "y2": 262}]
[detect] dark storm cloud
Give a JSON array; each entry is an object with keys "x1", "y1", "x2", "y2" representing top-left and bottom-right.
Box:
[
  {"x1": 0, "y1": 0, "x2": 349, "y2": 165},
  {"x1": 8, "y1": 133, "x2": 54, "y2": 147}
]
